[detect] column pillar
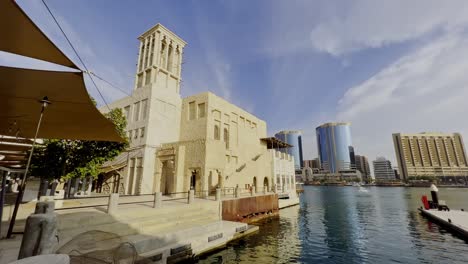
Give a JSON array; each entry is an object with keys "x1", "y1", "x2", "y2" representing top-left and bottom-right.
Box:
[
  {"x1": 163, "y1": 39, "x2": 170, "y2": 70},
  {"x1": 174, "y1": 146, "x2": 185, "y2": 193},
  {"x1": 107, "y1": 193, "x2": 119, "y2": 215},
  {"x1": 281, "y1": 174, "x2": 285, "y2": 193},
  {"x1": 153, "y1": 192, "x2": 162, "y2": 208},
  {"x1": 153, "y1": 159, "x2": 163, "y2": 194},
  {"x1": 188, "y1": 189, "x2": 194, "y2": 204},
  {"x1": 143, "y1": 37, "x2": 149, "y2": 70},
  {"x1": 137, "y1": 41, "x2": 143, "y2": 74},
  {"x1": 153, "y1": 31, "x2": 161, "y2": 66},
  {"x1": 176, "y1": 47, "x2": 183, "y2": 93},
  {"x1": 202, "y1": 169, "x2": 209, "y2": 197}
]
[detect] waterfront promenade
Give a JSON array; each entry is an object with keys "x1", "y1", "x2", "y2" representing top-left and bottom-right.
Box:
[
  {"x1": 0, "y1": 195, "x2": 260, "y2": 264},
  {"x1": 0, "y1": 191, "x2": 299, "y2": 263}
]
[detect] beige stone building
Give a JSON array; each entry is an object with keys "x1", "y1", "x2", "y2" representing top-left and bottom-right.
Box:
[
  {"x1": 155, "y1": 92, "x2": 287, "y2": 196},
  {"x1": 100, "y1": 24, "x2": 186, "y2": 194},
  {"x1": 393, "y1": 132, "x2": 468, "y2": 181},
  {"x1": 100, "y1": 24, "x2": 296, "y2": 197}
]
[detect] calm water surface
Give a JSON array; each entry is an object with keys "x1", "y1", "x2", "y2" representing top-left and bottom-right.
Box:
[{"x1": 199, "y1": 186, "x2": 468, "y2": 263}]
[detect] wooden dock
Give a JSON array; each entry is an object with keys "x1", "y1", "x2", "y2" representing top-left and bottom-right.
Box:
[{"x1": 419, "y1": 208, "x2": 468, "y2": 239}]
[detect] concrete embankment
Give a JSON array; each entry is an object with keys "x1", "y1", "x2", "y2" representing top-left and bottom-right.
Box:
[{"x1": 278, "y1": 196, "x2": 300, "y2": 209}]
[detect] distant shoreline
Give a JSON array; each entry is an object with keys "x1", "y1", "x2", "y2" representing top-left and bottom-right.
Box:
[{"x1": 302, "y1": 184, "x2": 468, "y2": 188}]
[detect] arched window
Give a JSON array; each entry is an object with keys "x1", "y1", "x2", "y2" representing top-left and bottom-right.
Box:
[
  {"x1": 214, "y1": 125, "x2": 220, "y2": 140},
  {"x1": 224, "y1": 128, "x2": 229, "y2": 148}
]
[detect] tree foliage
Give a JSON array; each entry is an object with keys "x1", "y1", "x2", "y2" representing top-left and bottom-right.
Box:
[{"x1": 31, "y1": 108, "x2": 128, "y2": 180}]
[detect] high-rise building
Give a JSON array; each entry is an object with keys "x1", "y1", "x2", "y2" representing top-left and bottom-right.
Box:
[
  {"x1": 316, "y1": 122, "x2": 355, "y2": 173},
  {"x1": 303, "y1": 159, "x2": 320, "y2": 169},
  {"x1": 393, "y1": 132, "x2": 468, "y2": 181},
  {"x1": 373, "y1": 157, "x2": 396, "y2": 182},
  {"x1": 355, "y1": 155, "x2": 371, "y2": 182},
  {"x1": 275, "y1": 130, "x2": 303, "y2": 170}
]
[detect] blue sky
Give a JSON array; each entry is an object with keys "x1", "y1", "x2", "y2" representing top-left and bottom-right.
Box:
[{"x1": 3, "y1": 0, "x2": 468, "y2": 168}]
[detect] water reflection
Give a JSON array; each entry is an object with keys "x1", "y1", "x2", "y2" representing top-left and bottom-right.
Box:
[{"x1": 199, "y1": 186, "x2": 468, "y2": 264}]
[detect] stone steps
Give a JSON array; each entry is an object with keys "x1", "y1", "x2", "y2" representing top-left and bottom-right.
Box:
[
  {"x1": 130, "y1": 221, "x2": 249, "y2": 260},
  {"x1": 133, "y1": 215, "x2": 219, "y2": 235},
  {"x1": 122, "y1": 208, "x2": 219, "y2": 224},
  {"x1": 56, "y1": 216, "x2": 250, "y2": 264},
  {"x1": 58, "y1": 213, "x2": 218, "y2": 247},
  {"x1": 56, "y1": 202, "x2": 221, "y2": 249}
]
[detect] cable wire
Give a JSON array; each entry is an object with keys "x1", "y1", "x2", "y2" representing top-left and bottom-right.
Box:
[
  {"x1": 90, "y1": 72, "x2": 133, "y2": 97},
  {"x1": 41, "y1": 0, "x2": 111, "y2": 110}
]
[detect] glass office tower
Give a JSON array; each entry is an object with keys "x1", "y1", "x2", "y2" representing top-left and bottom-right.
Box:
[
  {"x1": 316, "y1": 122, "x2": 355, "y2": 173},
  {"x1": 275, "y1": 130, "x2": 304, "y2": 170}
]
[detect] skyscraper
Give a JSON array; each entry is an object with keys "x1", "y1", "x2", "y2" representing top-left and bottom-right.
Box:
[
  {"x1": 393, "y1": 132, "x2": 468, "y2": 181},
  {"x1": 373, "y1": 157, "x2": 396, "y2": 182},
  {"x1": 303, "y1": 158, "x2": 320, "y2": 169},
  {"x1": 355, "y1": 155, "x2": 371, "y2": 182},
  {"x1": 275, "y1": 130, "x2": 303, "y2": 170},
  {"x1": 316, "y1": 122, "x2": 355, "y2": 173}
]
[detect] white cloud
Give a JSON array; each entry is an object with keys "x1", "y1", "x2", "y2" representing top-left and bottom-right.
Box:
[
  {"x1": 211, "y1": 57, "x2": 232, "y2": 101},
  {"x1": 336, "y1": 31, "x2": 468, "y2": 167},
  {"x1": 309, "y1": 0, "x2": 468, "y2": 56}
]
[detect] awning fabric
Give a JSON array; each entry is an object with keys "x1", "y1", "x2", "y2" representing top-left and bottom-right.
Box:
[
  {"x1": 260, "y1": 137, "x2": 293, "y2": 149},
  {"x1": 0, "y1": 0, "x2": 77, "y2": 69},
  {"x1": 101, "y1": 150, "x2": 141, "y2": 173},
  {"x1": 0, "y1": 137, "x2": 30, "y2": 169},
  {"x1": 0, "y1": 66, "x2": 123, "y2": 142}
]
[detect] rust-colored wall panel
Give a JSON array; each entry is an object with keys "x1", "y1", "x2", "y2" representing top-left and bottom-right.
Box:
[{"x1": 222, "y1": 194, "x2": 279, "y2": 222}]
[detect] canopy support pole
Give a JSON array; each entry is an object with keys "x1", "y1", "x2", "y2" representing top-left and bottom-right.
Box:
[
  {"x1": 7, "y1": 97, "x2": 50, "y2": 238},
  {"x1": 0, "y1": 170, "x2": 8, "y2": 238}
]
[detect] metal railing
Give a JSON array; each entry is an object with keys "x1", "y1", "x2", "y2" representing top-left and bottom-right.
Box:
[
  {"x1": 52, "y1": 186, "x2": 279, "y2": 213},
  {"x1": 54, "y1": 191, "x2": 192, "y2": 212}
]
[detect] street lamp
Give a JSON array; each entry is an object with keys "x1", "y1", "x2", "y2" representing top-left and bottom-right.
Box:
[{"x1": 7, "y1": 97, "x2": 51, "y2": 238}]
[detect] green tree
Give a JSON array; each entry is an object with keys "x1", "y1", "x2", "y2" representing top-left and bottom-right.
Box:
[{"x1": 31, "y1": 108, "x2": 128, "y2": 180}]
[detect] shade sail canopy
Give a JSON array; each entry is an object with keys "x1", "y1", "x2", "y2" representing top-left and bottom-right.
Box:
[
  {"x1": 0, "y1": 136, "x2": 31, "y2": 169},
  {"x1": 101, "y1": 150, "x2": 141, "y2": 173},
  {"x1": 0, "y1": 66, "x2": 123, "y2": 142},
  {"x1": 0, "y1": 166, "x2": 26, "y2": 173},
  {"x1": 0, "y1": 0, "x2": 77, "y2": 69}
]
